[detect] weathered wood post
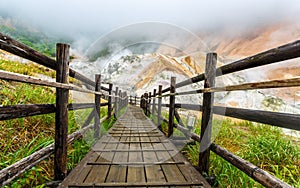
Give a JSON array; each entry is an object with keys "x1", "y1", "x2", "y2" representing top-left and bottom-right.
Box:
[
  {"x1": 152, "y1": 89, "x2": 157, "y2": 118},
  {"x1": 125, "y1": 92, "x2": 128, "y2": 106},
  {"x1": 135, "y1": 96, "x2": 137, "y2": 105},
  {"x1": 54, "y1": 43, "x2": 70, "y2": 180},
  {"x1": 114, "y1": 87, "x2": 119, "y2": 118},
  {"x1": 118, "y1": 90, "x2": 122, "y2": 114},
  {"x1": 140, "y1": 94, "x2": 144, "y2": 108},
  {"x1": 168, "y1": 77, "x2": 176, "y2": 138},
  {"x1": 108, "y1": 83, "x2": 113, "y2": 119},
  {"x1": 144, "y1": 93, "x2": 148, "y2": 115},
  {"x1": 157, "y1": 85, "x2": 163, "y2": 130},
  {"x1": 199, "y1": 53, "x2": 217, "y2": 175},
  {"x1": 94, "y1": 74, "x2": 101, "y2": 139},
  {"x1": 148, "y1": 92, "x2": 152, "y2": 115}
]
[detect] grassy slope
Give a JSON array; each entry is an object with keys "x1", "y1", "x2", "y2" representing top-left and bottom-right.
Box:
[
  {"x1": 158, "y1": 113, "x2": 300, "y2": 187},
  {"x1": 0, "y1": 60, "x2": 114, "y2": 187}
]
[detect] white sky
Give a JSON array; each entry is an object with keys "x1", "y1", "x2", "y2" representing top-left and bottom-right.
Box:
[{"x1": 0, "y1": 0, "x2": 299, "y2": 37}]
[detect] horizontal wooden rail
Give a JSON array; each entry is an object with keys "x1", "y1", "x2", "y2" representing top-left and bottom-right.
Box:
[
  {"x1": 0, "y1": 33, "x2": 109, "y2": 91},
  {"x1": 0, "y1": 70, "x2": 106, "y2": 96},
  {"x1": 175, "y1": 77, "x2": 300, "y2": 96},
  {"x1": 0, "y1": 103, "x2": 108, "y2": 121},
  {"x1": 170, "y1": 103, "x2": 300, "y2": 131},
  {"x1": 0, "y1": 115, "x2": 107, "y2": 187},
  {"x1": 210, "y1": 143, "x2": 292, "y2": 188}
]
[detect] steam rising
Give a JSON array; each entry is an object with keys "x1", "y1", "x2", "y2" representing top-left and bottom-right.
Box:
[{"x1": 1, "y1": 0, "x2": 299, "y2": 39}]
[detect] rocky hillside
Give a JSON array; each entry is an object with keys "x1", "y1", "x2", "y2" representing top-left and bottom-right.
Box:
[{"x1": 72, "y1": 20, "x2": 300, "y2": 114}]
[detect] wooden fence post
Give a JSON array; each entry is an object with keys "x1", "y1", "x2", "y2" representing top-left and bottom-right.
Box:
[
  {"x1": 135, "y1": 96, "x2": 137, "y2": 105},
  {"x1": 140, "y1": 94, "x2": 144, "y2": 108},
  {"x1": 168, "y1": 77, "x2": 176, "y2": 138},
  {"x1": 114, "y1": 87, "x2": 119, "y2": 118},
  {"x1": 152, "y1": 89, "x2": 157, "y2": 117},
  {"x1": 144, "y1": 93, "x2": 148, "y2": 115},
  {"x1": 54, "y1": 43, "x2": 70, "y2": 180},
  {"x1": 199, "y1": 53, "x2": 217, "y2": 175},
  {"x1": 108, "y1": 83, "x2": 113, "y2": 119},
  {"x1": 157, "y1": 85, "x2": 163, "y2": 130},
  {"x1": 118, "y1": 90, "x2": 122, "y2": 114},
  {"x1": 125, "y1": 92, "x2": 128, "y2": 106},
  {"x1": 94, "y1": 74, "x2": 101, "y2": 139},
  {"x1": 148, "y1": 92, "x2": 152, "y2": 115}
]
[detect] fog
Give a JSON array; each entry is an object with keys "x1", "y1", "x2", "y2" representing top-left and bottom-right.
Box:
[{"x1": 1, "y1": 0, "x2": 300, "y2": 39}]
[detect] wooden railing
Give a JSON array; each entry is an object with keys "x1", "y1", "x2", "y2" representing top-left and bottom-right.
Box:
[
  {"x1": 141, "y1": 40, "x2": 300, "y2": 188},
  {"x1": 0, "y1": 33, "x2": 129, "y2": 186}
]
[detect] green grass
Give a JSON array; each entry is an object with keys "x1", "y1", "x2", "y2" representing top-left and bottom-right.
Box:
[
  {"x1": 0, "y1": 59, "x2": 56, "y2": 78},
  {"x1": 0, "y1": 61, "x2": 115, "y2": 187},
  {"x1": 157, "y1": 111, "x2": 300, "y2": 187},
  {"x1": 182, "y1": 118, "x2": 300, "y2": 187}
]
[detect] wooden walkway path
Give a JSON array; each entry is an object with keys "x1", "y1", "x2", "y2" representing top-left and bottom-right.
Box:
[{"x1": 59, "y1": 106, "x2": 210, "y2": 187}]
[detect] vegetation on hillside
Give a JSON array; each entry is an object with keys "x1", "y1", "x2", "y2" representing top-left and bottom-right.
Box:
[
  {"x1": 158, "y1": 113, "x2": 300, "y2": 187},
  {"x1": 0, "y1": 17, "x2": 72, "y2": 57},
  {"x1": 0, "y1": 60, "x2": 113, "y2": 187}
]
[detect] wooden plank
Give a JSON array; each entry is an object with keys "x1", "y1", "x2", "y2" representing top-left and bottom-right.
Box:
[
  {"x1": 101, "y1": 141, "x2": 168, "y2": 144},
  {"x1": 68, "y1": 181, "x2": 204, "y2": 187},
  {"x1": 141, "y1": 136, "x2": 167, "y2": 188},
  {"x1": 102, "y1": 136, "x2": 122, "y2": 183},
  {"x1": 173, "y1": 155, "x2": 210, "y2": 188},
  {"x1": 110, "y1": 135, "x2": 162, "y2": 137},
  {"x1": 93, "y1": 149, "x2": 174, "y2": 152},
  {"x1": 75, "y1": 135, "x2": 114, "y2": 185},
  {"x1": 87, "y1": 161, "x2": 185, "y2": 165},
  {"x1": 59, "y1": 106, "x2": 210, "y2": 188},
  {"x1": 199, "y1": 53, "x2": 217, "y2": 174},
  {"x1": 54, "y1": 43, "x2": 70, "y2": 180},
  {"x1": 59, "y1": 151, "x2": 97, "y2": 187},
  {"x1": 127, "y1": 133, "x2": 146, "y2": 185},
  {"x1": 151, "y1": 137, "x2": 188, "y2": 186}
]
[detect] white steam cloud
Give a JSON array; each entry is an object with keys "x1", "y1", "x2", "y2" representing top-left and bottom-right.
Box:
[{"x1": 0, "y1": 0, "x2": 300, "y2": 39}]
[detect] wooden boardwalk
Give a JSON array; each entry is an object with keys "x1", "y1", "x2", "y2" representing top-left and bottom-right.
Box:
[{"x1": 59, "y1": 106, "x2": 210, "y2": 187}]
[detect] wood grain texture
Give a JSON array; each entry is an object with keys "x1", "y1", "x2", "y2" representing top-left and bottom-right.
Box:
[
  {"x1": 59, "y1": 106, "x2": 210, "y2": 187},
  {"x1": 199, "y1": 53, "x2": 217, "y2": 174},
  {"x1": 168, "y1": 77, "x2": 176, "y2": 138},
  {"x1": 54, "y1": 43, "x2": 70, "y2": 180}
]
